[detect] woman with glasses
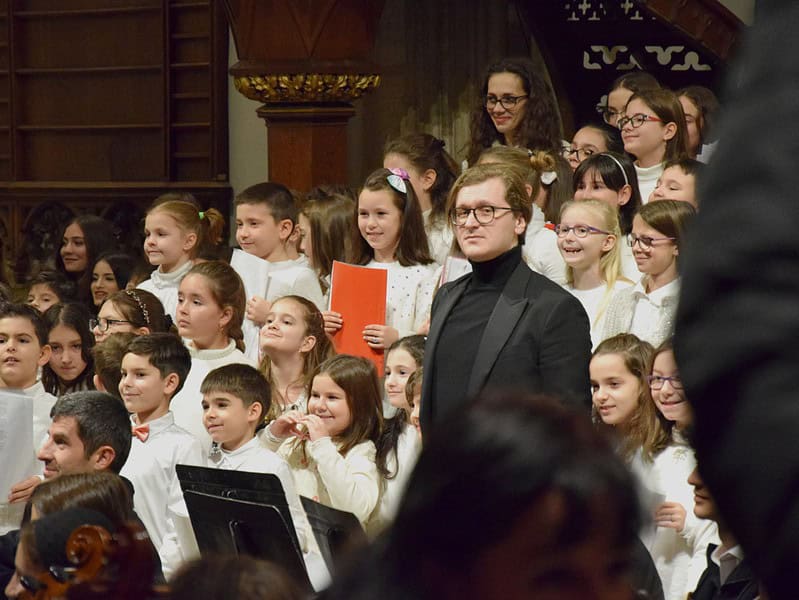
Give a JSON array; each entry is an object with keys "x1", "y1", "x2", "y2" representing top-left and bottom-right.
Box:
[
  {"x1": 620, "y1": 88, "x2": 691, "y2": 204},
  {"x1": 556, "y1": 200, "x2": 633, "y2": 349},
  {"x1": 639, "y1": 339, "x2": 718, "y2": 600},
  {"x1": 465, "y1": 57, "x2": 562, "y2": 166},
  {"x1": 601, "y1": 200, "x2": 696, "y2": 347}
]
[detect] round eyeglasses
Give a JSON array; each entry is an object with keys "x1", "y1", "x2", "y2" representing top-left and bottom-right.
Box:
[
  {"x1": 555, "y1": 224, "x2": 610, "y2": 238},
  {"x1": 596, "y1": 104, "x2": 623, "y2": 125},
  {"x1": 561, "y1": 145, "x2": 596, "y2": 162},
  {"x1": 628, "y1": 233, "x2": 676, "y2": 250},
  {"x1": 450, "y1": 206, "x2": 517, "y2": 226},
  {"x1": 617, "y1": 113, "x2": 664, "y2": 130},
  {"x1": 89, "y1": 317, "x2": 132, "y2": 332},
  {"x1": 647, "y1": 375, "x2": 683, "y2": 390},
  {"x1": 485, "y1": 94, "x2": 528, "y2": 111}
]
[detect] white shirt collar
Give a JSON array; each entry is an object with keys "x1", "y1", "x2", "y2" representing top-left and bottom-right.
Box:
[{"x1": 632, "y1": 277, "x2": 680, "y2": 307}]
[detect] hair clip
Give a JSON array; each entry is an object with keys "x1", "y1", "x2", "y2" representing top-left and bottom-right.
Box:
[
  {"x1": 387, "y1": 168, "x2": 408, "y2": 194},
  {"x1": 540, "y1": 171, "x2": 557, "y2": 185},
  {"x1": 125, "y1": 290, "x2": 150, "y2": 326},
  {"x1": 198, "y1": 211, "x2": 205, "y2": 220}
]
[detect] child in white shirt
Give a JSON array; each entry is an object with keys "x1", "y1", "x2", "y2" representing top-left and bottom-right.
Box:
[
  {"x1": 118, "y1": 333, "x2": 204, "y2": 579},
  {"x1": 201, "y1": 363, "x2": 328, "y2": 589},
  {"x1": 233, "y1": 182, "x2": 325, "y2": 362},
  {"x1": 0, "y1": 304, "x2": 57, "y2": 533}
]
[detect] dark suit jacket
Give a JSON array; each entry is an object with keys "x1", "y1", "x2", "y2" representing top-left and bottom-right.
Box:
[
  {"x1": 689, "y1": 545, "x2": 758, "y2": 600},
  {"x1": 421, "y1": 260, "x2": 591, "y2": 433}
]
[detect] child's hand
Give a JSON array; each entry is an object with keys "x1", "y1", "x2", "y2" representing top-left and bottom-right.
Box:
[
  {"x1": 363, "y1": 324, "x2": 398, "y2": 349},
  {"x1": 655, "y1": 501, "x2": 686, "y2": 532},
  {"x1": 8, "y1": 476, "x2": 41, "y2": 504},
  {"x1": 301, "y1": 414, "x2": 330, "y2": 442},
  {"x1": 246, "y1": 296, "x2": 272, "y2": 326},
  {"x1": 270, "y1": 411, "x2": 306, "y2": 439},
  {"x1": 322, "y1": 311, "x2": 343, "y2": 335}
]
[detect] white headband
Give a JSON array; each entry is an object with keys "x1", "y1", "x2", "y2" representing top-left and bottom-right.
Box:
[{"x1": 601, "y1": 153, "x2": 629, "y2": 187}]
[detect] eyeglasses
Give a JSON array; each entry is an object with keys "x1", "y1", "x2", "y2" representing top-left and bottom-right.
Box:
[
  {"x1": 485, "y1": 94, "x2": 528, "y2": 110},
  {"x1": 561, "y1": 144, "x2": 596, "y2": 162},
  {"x1": 554, "y1": 224, "x2": 610, "y2": 238},
  {"x1": 89, "y1": 317, "x2": 132, "y2": 332},
  {"x1": 628, "y1": 233, "x2": 676, "y2": 250},
  {"x1": 617, "y1": 113, "x2": 664, "y2": 130},
  {"x1": 647, "y1": 374, "x2": 683, "y2": 390},
  {"x1": 596, "y1": 104, "x2": 623, "y2": 125},
  {"x1": 450, "y1": 206, "x2": 517, "y2": 226}
]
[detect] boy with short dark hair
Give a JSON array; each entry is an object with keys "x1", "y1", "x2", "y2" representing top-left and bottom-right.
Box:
[
  {"x1": 200, "y1": 363, "x2": 327, "y2": 588},
  {"x1": 92, "y1": 332, "x2": 137, "y2": 400},
  {"x1": 0, "y1": 303, "x2": 57, "y2": 533},
  {"x1": 118, "y1": 332, "x2": 203, "y2": 579},
  {"x1": 231, "y1": 182, "x2": 325, "y2": 361}
]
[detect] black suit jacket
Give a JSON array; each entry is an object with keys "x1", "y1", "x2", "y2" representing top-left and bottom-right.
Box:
[
  {"x1": 689, "y1": 545, "x2": 758, "y2": 600},
  {"x1": 421, "y1": 260, "x2": 591, "y2": 433}
]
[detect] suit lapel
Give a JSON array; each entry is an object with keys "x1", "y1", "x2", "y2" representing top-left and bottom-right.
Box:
[{"x1": 466, "y1": 263, "x2": 531, "y2": 396}]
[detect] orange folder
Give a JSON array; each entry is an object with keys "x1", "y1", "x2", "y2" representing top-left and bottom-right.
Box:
[{"x1": 329, "y1": 261, "x2": 388, "y2": 372}]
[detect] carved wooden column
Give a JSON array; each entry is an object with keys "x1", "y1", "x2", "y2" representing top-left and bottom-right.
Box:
[{"x1": 223, "y1": 1, "x2": 384, "y2": 191}]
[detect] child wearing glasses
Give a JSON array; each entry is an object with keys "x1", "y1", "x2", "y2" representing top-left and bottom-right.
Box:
[
  {"x1": 92, "y1": 289, "x2": 172, "y2": 343},
  {"x1": 465, "y1": 57, "x2": 562, "y2": 166},
  {"x1": 602, "y1": 200, "x2": 696, "y2": 347},
  {"x1": 620, "y1": 88, "x2": 690, "y2": 204},
  {"x1": 323, "y1": 168, "x2": 437, "y2": 350},
  {"x1": 596, "y1": 71, "x2": 661, "y2": 129},
  {"x1": 639, "y1": 339, "x2": 719, "y2": 600},
  {"x1": 562, "y1": 122, "x2": 623, "y2": 171},
  {"x1": 556, "y1": 200, "x2": 633, "y2": 349}
]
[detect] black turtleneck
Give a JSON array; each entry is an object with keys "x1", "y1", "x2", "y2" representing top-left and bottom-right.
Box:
[{"x1": 430, "y1": 245, "x2": 522, "y2": 422}]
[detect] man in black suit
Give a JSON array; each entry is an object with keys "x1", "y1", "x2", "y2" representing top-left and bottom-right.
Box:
[{"x1": 421, "y1": 163, "x2": 591, "y2": 434}]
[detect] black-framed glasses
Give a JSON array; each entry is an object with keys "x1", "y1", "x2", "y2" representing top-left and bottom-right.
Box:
[
  {"x1": 617, "y1": 113, "x2": 664, "y2": 130},
  {"x1": 450, "y1": 206, "x2": 517, "y2": 226},
  {"x1": 555, "y1": 224, "x2": 610, "y2": 238},
  {"x1": 89, "y1": 317, "x2": 132, "y2": 332},
  {"x1": 647, "y1": 375, "x2": 683, "y2": 390},
  {"x1": 485, "y1": 94, "x2": 528, "y2": 110},
  {"x1": 595, "y1": 104, "x2": 622, "y2": 125},
  {"x1": 628, "y1": 233, "x2": 676, "y2": 250},
  {"x1": 561, "y1": 144, "x2": 596, "y2": 162}
]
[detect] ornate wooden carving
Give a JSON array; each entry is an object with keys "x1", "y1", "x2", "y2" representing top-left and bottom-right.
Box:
[{"x1": 223, "y1": 0, "x2": 385, "y2": 191}]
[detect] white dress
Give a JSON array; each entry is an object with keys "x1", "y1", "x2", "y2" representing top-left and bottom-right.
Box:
[
  {"x1": 523, "y1": 205, "x2": 567, "y2": 285},
  {"x1": 631, "y1": 431, "x2": 719, "y2": 600},
  {"x1": 424, "y1": 210, "x2": 454, "y2": 266},
  {"x1": 602, "y1": 277, "x2": 680, "y2": 347},
  {"x1": 262, "y1": 431, "x2": 381, "y2": 530},
  {"x1": 563, "y1": 279, "x2": 634, "y2": 349},
  {"x1": 138, "y1": 260, "x2": 194, "y2": 322},
  {"x1": 364, "y1": 260, "x2": 438, "y2": 338},
  {"x1": 371, "y1": 423, "x2": 421, "y2": 535}
]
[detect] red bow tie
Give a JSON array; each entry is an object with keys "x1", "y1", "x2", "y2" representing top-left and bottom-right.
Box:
[{"x1": 132, "y1": 423, "x2": 150, "y2": 442}]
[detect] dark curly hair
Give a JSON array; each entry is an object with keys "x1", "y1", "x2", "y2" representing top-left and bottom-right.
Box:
[{"x1": 466, "y1": 57, "x2": 562, "y2": 165}]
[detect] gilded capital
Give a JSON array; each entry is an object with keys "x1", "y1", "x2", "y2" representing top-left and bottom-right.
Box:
[{"x1": 234, "y1": 73, "x2": 381, "y2": 103}]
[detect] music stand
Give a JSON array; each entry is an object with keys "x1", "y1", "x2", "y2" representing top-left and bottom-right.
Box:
[
  {"x1": 300, "y1": 496, "x2": 366, "y2": 574},
  {"x1": 183, "y1": 491, "x2": 312, "y2": 591}
]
